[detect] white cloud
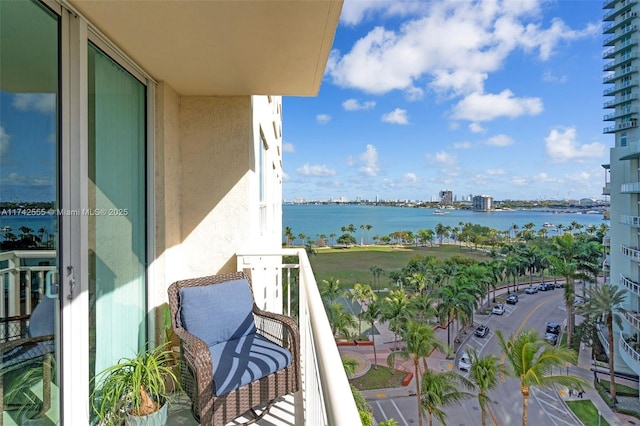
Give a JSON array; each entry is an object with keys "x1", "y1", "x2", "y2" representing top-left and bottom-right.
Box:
[
  {"x1": 340, "y1": 0, "x2": 429, "y2": 26},
  {"x1": 545, "y1": 127, "x2": 606, "y2": 162},
  {"x1": 404, "y1": 86, "x2": 424, "y2": 101},
  {"x1": 485, "y1": 134, "x2": 514, "y2": 147},
  {"x1": 452, "y1": 90, "x2": 543, "y2": 122},
  {"x1": 403, "y1": 172, "x2": 420, "y2": 183},
  {"x1": 328, "y1": 1, "x2": 597, "y2": 101},
  {"x1": 359, "y1": 144, "x2": 380, "y2": 176},
  {"x1": 282, "y1": 142, "x2": 295, "y2": 153},
  {"x1": 453, "y1": 141, "x2": 472, "y2": 149},
  {"x1": 316, "y1": 114, "x2": 331, "y2": 124},
  {"x1": 296, "y1": 163, "x2": 336, "y2": 176},
  {"x1": 12, "y1": 93, "x2": 56, "y2": 113},
  {"x1": 342, "y1": 98, "x2": 376, "y2": 111},
  {"x1": 510, "y1": 176, "x2": 527, "y2": 186},
  {"x1": 486, "y1": 168, "x2": 506, "y2": 176},
  {"x1": 427, "y1": 150, "x2": 459, "y2": 177},
  {"x1": 542, "y1": 70, "x2": 568, "y2": 84},
  {"x1": 533, "y1": 172, "x2": 561, "y2": 183},
  {"x1": 381, "y1": 108, "x2": 409, "y2": 124},
  {"x1": 282, "y1": 171, "x2": 290, "y2": 181},
  {"x1": 0, "y1": 126, "x2": 10, "y2": 158},
  {"x1": 469, "y1": 122, "x2": 485, "y2": 133}
]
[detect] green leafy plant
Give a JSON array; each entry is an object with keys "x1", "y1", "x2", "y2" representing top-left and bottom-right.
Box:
[{"x1": 91, "y1": 343, "x2": 179, "y2": 425}]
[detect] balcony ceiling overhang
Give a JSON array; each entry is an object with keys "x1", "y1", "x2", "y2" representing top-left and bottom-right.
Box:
[{"x1": 68, "y1": 0, "x2": 343, "y2": 96}]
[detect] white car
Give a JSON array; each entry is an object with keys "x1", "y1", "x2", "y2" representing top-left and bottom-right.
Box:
[
  {"x1": 492, "y1": 303, "x2": 505, "y2": 315},
  {"x1": 458, "y1": 352, "x2": 471, "y2": 371}
]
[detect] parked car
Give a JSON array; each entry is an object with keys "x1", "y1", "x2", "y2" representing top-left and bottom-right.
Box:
[
  {"x1": 538, "y1": 283, "x2": 554, "y2": 291},
  {"x1": 546, "y1": 322, "x2": 561, "y2": 335},
  {"x1": 524, "y1": 286, "x2": 538, "y2": 294},
  {"x1": 574, "y1": 297, "x2": 584, "y2": 306},
  {"x1": 458, "y1": 352, "x2": 471, "y2": 371},
  {"x1": 474, "y1": 325, "x2": 490, "y2": 338},
  {"x1": 554, "y1": 281, "x2": 564, "y2": 288},
  {"x1": 505, "y1": 294, "x2": 519, "y2": 305},
  {"x1": 492, "y1": 304, "x2": 505, "y2": 315},
  {"x1": 544, "y1": 332, "x2": 558, "y2": 346}
]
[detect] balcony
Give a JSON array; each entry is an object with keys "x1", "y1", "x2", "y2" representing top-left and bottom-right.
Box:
[
  {"x1": 604, "y1": 91, "x2": 637, "y2": 108},
  {"x1": 603, "y1": 182, "x2": 611, "y2": 195},
  {"x1": 239, "y1": 248, "x2": 359, "y2": 424},
  {"x1": 624, "y1": 310, "x2": 640, "y2": 330},
  {"x1": 621, "y1": 274, "x2": 640, "y2": 297},
  {"x1": 604, "y1": 78, "x2": 639, "y2": 95},
  {"x1": 604, "y1": 0, "x2": 637, "y2": 23},
  {"x1": 604, "y1": 24, "x2": 638, "y2": 46},
  {"x1": 0, "y1": 250, "x2": 56, "y2": 321},
  {"x1": 604, "y1": 37, "x2": 640, "y2": 59},
  {"x1": 604, "y1": 119, "x2": 639, "y2": 133},
  {"x1": 621, "y1": 243, "x2": 640, "y2": 262},
  {"x1": 621, "y1": 181, "x2": 640, "y2": 192},
  {"x1": 621, "y1": 215, "x2": 640, "y2": 226},
  {"x1": 604, "y1": 0, "x2": 617, "y2": 8},
  {"x1": 604, "y1": 12, "x2": 639, "y2": 34},
  {"x1": 604, "y1": 106, "x2": 639, "y2": 120},
  {"x1": 620, "y1": 331, "x2": 640, "y2": 373},
  {"x1": 603, "y1": 49, "x2": 638, "y2": 72}
]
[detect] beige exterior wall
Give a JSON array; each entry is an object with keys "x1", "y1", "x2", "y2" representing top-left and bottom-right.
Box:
[{"x1": 152, "y1": 83, "x2": 283, "y2": 309}]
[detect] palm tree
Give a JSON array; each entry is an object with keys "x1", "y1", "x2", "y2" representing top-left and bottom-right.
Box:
[
  {"x1": 381, "y1": 290, "x2": 411, "y2": 350},
  {"x1": 351, "y1": 283, "x2": 376, "y2": 337},
  {"x1": 496, "y1": 329, "x2": 586, "y2": 426},
  {"x1": 420, "y1": 369, "x2": 472, "y2": 426},
  {"x1": 577, "y1": 284, "x2": 626, "y2": 403},
  {"x1": 467, "y1": 348, "x2": 505, "y2": 426},
  {"x1": 387, "y1": 321, "x2": 450, "y2": 426},
  {"x1": 361, "y1": 299, "x2": 383, "y2": 369},
  {"x1": 320, "y1": 277, "x2": 344, "y2": 307},
  {"x1": 369, "y1": 265, "x2": 385, "y2": 290},
  {"x1": 327, "y1": 303, "x2": 356, "y2": 338},
  {"x1": 283, "y1": 226, "x2": 294, "y2": 246}
]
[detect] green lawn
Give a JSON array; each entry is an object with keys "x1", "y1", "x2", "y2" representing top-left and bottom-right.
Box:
[
  {"x1": 597, "y1": 379, "x2": 639, "y2": 397},
  {"x1": 565, "y1": 400, "x2": 610, "y2": 426},
  {"x1": 350, "y1": 365, "x2": 407, "y2": 391},
  {"x1": 309, "y1": 244, "x2": 490, "y2": 288}
]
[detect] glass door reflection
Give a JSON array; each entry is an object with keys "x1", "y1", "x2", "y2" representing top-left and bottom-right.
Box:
[{"x1": 0, "y1": 1, "x2": 60, "y2": 424}]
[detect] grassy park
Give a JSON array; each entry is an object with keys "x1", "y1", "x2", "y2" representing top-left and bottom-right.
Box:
[{"x1": 309, "y1": 244, "x2": 490, "y2": 288}]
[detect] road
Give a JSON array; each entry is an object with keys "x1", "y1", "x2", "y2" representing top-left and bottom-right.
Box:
[{"x1": 367, "y1": 283, "x2": 585, "y2": 426}]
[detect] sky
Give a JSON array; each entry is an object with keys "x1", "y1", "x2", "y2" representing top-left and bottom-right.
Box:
[{"x1": 282, "y1": 0, "x2": 610, "y2": 203}]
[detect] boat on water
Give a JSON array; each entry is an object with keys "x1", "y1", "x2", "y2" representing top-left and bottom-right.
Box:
[
  {"x1": 433, "y1": 209, "x2": 448, "y2": 215},
  {"x1": 543, "y1": 222, "x2": 554, "y2": 228},
  {"x1": 1, "y1": 226, "x2": 11, "y2": 232}
]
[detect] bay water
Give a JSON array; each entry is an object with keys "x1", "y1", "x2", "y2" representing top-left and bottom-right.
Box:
[{"x1": 283, "y1": 204, "x2": 607, "y2": 243}]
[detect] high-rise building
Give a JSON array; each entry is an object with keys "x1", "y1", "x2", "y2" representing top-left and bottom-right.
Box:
[
  {"x1": 472, "y1": 195, "x2": 493, "y2": 211},
  {"x1": 439, "y1": 189, "x2": 453, "y2": 205},
  {"x1": 602, "y1": 0, "x2": 640, "y2": 380}
]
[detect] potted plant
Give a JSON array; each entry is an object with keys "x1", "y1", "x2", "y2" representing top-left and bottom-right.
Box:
[{"x1": 91, "y1": 343, "x2": 179, "y2": 426}]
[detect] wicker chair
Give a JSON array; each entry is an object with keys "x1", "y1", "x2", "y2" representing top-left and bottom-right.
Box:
[{"x1": 168, "y1": 272, "x2": 299, "y2": 425}]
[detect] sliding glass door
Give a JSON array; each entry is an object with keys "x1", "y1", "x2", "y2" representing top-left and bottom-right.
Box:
[
  {"x1": 87, "y1": 42, "x2": 147, "y2": 382},
  {"x1": 0, "y1": 1, "x2": 60, "y2": 423}
]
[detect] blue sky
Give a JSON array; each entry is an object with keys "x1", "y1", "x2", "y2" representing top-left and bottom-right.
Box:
[{"x1": 282, "y1": 0, "x2": 609, "y2": 202}]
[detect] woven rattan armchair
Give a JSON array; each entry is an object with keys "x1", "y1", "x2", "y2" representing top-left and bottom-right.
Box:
[{"x1": 168, "y1": 271, "x2": 299, "y2": 425}]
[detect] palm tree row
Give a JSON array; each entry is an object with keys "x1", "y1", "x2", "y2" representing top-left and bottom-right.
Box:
[{"x1": 283, "y1": 220, "x2": 608, "y2": 249}]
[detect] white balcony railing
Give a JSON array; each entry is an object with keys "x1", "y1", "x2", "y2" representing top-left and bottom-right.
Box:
[
  {"x1": 620, "y1": 244, "x2": 640, "y2": 262},
  {"x1": 624, "y1": 310, "x2": 640, "y2": 330},
  {"x1": 236, "y1": 248, "x2": 360, "y2": 426},
  {"x1": 1, "y1": 250, "x2": 56, "y2": 319},
  {"x1": 621, "y1": 273, "x2": 640, "y2": 297},
  {"x1": 620, "y1": 331, "x2": 640, "y2": 370}
]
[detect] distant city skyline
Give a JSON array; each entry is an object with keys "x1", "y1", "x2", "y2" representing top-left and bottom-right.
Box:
[{"x1": 282, "y1": 1, "x2": 608, "y2": 202}]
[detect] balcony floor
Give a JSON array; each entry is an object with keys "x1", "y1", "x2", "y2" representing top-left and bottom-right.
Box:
[{"x1": 167, "y1": 392, "x2": 296, "y2": 426}]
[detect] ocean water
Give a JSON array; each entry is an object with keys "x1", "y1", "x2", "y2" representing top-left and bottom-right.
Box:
[{"x1": 283, "y1": 204, "x2": 608, "y2": 243}]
